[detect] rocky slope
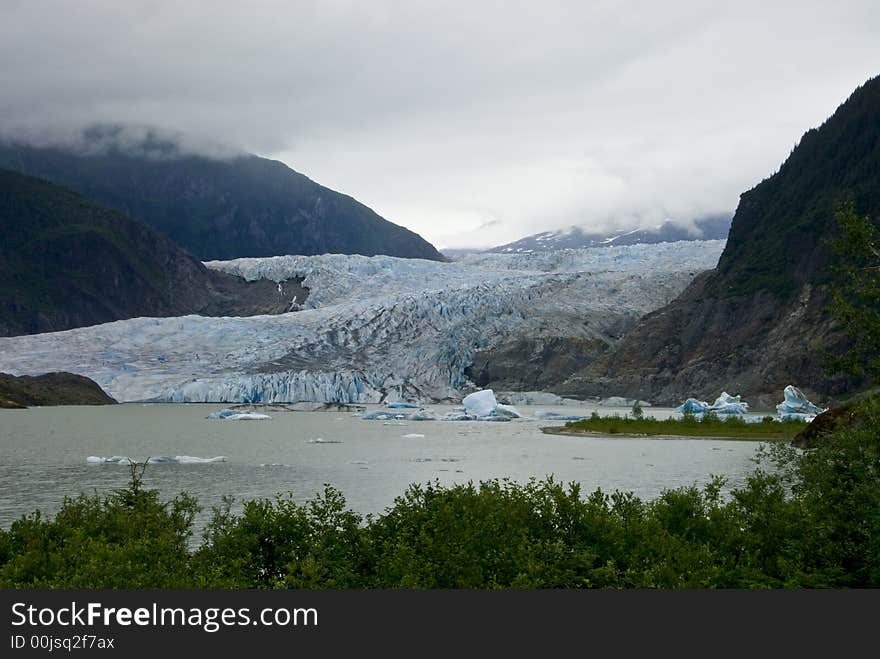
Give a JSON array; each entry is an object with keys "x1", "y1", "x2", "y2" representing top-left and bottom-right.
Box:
[
  {"x1": 0, "y1": 372, "x2": 116, "y2": 407},
  {"x1": 562, "y1": 75, "x2": 880, "y2": 406},
  {"x1": 0, "y1": 127, "x2": 444, "y2": 262},
  {"x1": 0, "y1": 169, "x2": 307, "y2": 336}
]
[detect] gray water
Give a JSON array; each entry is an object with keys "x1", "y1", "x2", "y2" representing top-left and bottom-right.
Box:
[{"x1": 0, "y1": 403, "x2": 765, "y2": 537}]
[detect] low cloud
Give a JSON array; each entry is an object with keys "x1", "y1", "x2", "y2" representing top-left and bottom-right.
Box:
[{"x1": 1, "y1": 1, "x2": 878, "y2": 248}]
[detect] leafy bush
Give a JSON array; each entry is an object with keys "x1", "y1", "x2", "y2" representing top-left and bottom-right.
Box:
[
  {"x1": 0, "y1": 463, "x2": 198, "y2": 588},
  {"x1": 2, "y1": 410, "x2": 877, "y2": 588}
]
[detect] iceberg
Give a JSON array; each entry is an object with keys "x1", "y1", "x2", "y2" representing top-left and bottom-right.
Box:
[
  {"x1": 495, "y1": 403, "x2": 523, "y2": 418},
  {"x1": 675, "y1": 392, "x2": 749, "y2": 416},
  {"x1": 164, "y1": 455, "x2": 227, "y2": 464},
  {"x1": 361, "y1": 409, "x2": 438, "y2": 421},
  {"x1": 675, "y1": 398, "x2": 710, "y2": 414},
  {"x1": 462, "y1": 390, "x2": 498, "y2": 417},
  {"x1": 86, "y1": 455, "x2": 226, "y2": 464},
  {"x1": 207, "y1": 408, "x2": 272, "y2": 420},
  {"x1": 386, "y1": 402, "x2": 420, "y2": 409},
  {"x1": 776, "y1": 385, "x2": 826, "y2": 417},
  {"x1": 707, "y1": 392, "x2": 749, "y2": 415}
]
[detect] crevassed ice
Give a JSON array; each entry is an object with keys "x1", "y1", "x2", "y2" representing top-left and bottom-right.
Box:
[{"x1": 0, "y1": 241, "x2": 725, "y2": 404}]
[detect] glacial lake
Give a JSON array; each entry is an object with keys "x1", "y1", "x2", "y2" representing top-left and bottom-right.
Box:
[{"x1": 0, "y1": 403, "x2": 769, "y2": 537}]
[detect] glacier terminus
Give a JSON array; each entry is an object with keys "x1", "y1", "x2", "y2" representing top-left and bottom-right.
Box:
[{"x1": 0, "y1": 241, "x2": 725, "y2": 404}]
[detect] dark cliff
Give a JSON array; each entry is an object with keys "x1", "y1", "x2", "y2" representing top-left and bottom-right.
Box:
[
  {"x1": 0, "y1": 168, "x2": 307, "y2": 336},
  {"x1": 0, "y1": 129, "x2": 445, "y2": 262},
  {"x1": 580, "y1": 76, "x2": 880, "y2": 405}
]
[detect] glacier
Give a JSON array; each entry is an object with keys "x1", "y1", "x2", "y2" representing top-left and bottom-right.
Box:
[{"x1": 0, "y1": 241, "x2": 725, "y2": 404}]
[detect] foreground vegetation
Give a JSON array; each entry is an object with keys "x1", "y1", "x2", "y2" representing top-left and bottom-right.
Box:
[
  {"x1": 0, "y1": 398, "x2": 877, "y2": 589},
  {"x1": 551, "y1": 411, "x2": 807, "y2": 440}
]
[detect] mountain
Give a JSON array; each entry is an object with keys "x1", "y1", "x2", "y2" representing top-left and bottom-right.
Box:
[
  {"x1": 0, "y1": 372, "x2": 116, "y2": 408},
  {"x1": 0, "y1": 168, "x2": 307, "y2": 336},
  {"x1": 488, "y1": 214, "x2": 732, "y2": 253},
  {"x1": 554, "y1": 75, "x2": 880, "y2": 406},
  {"x1": 0, "y1": 127, "x2": 444, "y2": 262}
]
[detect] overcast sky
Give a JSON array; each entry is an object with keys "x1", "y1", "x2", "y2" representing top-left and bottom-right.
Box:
[{"x1": 1, "y1": 1, "x2": 878, "y2": 248}]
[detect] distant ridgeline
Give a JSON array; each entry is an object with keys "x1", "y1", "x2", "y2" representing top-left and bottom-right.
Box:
[
  {"x1": 575, "y1": 75, "x2": 880, "y2": 405},
  {"x1": 0, "y1": 128, "x2": 445, "y2": 262},
  {"x1": 488, "y1": 214, "x2": 733, "y2": 253},
  {"x1": 0, "y1": 168, "x2": 308, "y2": 336}
]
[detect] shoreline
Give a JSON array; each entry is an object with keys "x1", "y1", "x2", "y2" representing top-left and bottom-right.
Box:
[{"x1": 540, "y1": 426, "x2": 790, "y2": 442}]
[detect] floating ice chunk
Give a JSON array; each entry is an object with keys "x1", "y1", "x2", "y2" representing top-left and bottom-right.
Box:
[
  {"x1": 207, "y1": 408, "x2": 272, "y2": 420},
  {"x1": 676, "y1": 398, "x2": 710, "y2": 414},
  {"x1": 306, "y1": 437, "x2": 343, "y2": 443},
  {"x1": 440, "y1": 410, "x2": 477, "y2": 421},
  {"x1": 361, "y1": 410, "x2": 396, "y2": 420},
  {"x1": 776, "y1": 386, "x2": 825, "y2": 417},
  {"x1": 88, "y1": 455, "x2": 226, "y2": 464},
  {"x1": 145, "y1": 455, "x2": 178, "y2": 464},
  {"x1": 462, "y1": 389, "x2": 498, "y2": 417},
  {"x1": 387, "y1": 402, "x2": 420, "y2": 409},
  {"x1": 708, "y1": 392, "x2": 749, "y2": 415},
  {"x1": 495, "y1": 404, "x2": 522, "y2": 418},
  {"x1": 401, "y1": 433, "x2": 426, "y2": 438},
  {"x1": 361, "y1": 409, "x2": 437, "y2": 421},
  {"x1": 166, "y1": 455, "x2": 226, "y2": 464},
  {"x1": 87, "y1": 455, "x2": 134, "y2": 465},
  {"x1": 676, "y1": 392, "x2": 749, "y2": 415}
]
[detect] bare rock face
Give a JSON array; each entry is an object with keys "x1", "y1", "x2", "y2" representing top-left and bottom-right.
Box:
[
  {"x1": 465, "y1": 336, "x2": 611, "y2": 394},
  {"x1": 573, "y1": 276, "x2": 852, "y2": 406}
]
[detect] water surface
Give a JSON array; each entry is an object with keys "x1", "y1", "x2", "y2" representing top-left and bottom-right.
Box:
[{"x1": 0, "y1": 403, "x2": 765, "y2": 536}]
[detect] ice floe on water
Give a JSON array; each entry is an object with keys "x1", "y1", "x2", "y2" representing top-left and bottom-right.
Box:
[
  {"x1": 359, "y1": 389, "x2": 548, "y2": 423},
  {"x1": 87, "y1": 455, "x2": 227, "y2": 464},
  {"x1": 207, "y1": 408, "x2": 272, "y2": 420}
]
